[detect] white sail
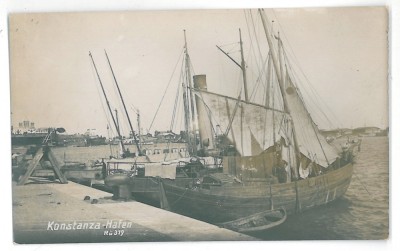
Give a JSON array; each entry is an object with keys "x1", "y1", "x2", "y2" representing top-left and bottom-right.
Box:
[
  {"x1": 193, "y1": 89, "x2": 287, "y2": 156},
  {"x1": 192, "y1": 77, "x2": 338, "y2": 167},
  {"x1": 258, "y1": 9, "x2": 338, "y2": 168},
  {"x1": 284, "y1": 75, "x2": 339, "y2": 167}
]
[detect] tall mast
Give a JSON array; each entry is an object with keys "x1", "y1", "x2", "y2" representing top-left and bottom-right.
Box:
[
  {"x1": 184, "y1": 30, "x2": 197, "y2": 137},
  {"x1": 265, "y1": 51, "x2": 276, "y2": 143},
  {"x1": 104, "y1": 50, "x2": 142, "y2": 155},
  {"x1": 89, "y1": 51, "x2": 126, "y2": 153},
  {"x1": 258, "y1": 10, "x2": 284, "y2": 97},
  {"x1": 258, "y1": 9, "x2": 301, "y2": 171},
  {"x1": 239, "y1": 29, "x2": 249, "y2": 102},
  {"x1": 182, "y1": 79, "x2": 191, "y2": 154}
]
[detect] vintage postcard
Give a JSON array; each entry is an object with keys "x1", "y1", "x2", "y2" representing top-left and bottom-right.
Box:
[{"x1": 9, "y1": 7, "x2": 388, "y2": 243}]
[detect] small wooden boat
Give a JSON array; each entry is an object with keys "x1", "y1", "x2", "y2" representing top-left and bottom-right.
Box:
[{"x1": 218, "y1": 208, "x2": 287, "y2": 233}]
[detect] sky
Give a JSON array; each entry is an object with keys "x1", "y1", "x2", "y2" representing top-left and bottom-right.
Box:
[{"x1": 9, "y1": 7, "x2": 388, "y2": 137}]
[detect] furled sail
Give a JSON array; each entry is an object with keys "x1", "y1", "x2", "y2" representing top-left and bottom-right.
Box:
[
  {"x1": 193, "y1": 89, "x2": 287, "y2": 156},
  {"x1": 284, "y1": 74, "x2": 339, "y2": 167}
]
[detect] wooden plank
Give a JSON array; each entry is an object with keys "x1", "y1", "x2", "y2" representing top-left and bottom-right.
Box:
[
  {"x1": 47, "y1": 148, "x2": 68, "y2": 184},
  {"x1": 63, "y1": 170, "x2": 102, "y2": 179},
  {"x1": 32, "y1": 170, "x2": 56, "y2": 177},
  {"x1": 17, "y1": 148, "x2": 44, "y2": 185}
]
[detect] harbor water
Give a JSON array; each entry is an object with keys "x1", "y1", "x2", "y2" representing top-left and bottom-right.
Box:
[
  {"x1": 252, "y1": 136, "x2": 389, "y2": 240},
  {"x1": 50, "y1": 136, "x2": 389, "y2": 240}
]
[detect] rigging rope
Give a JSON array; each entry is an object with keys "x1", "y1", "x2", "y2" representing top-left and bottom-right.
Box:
[
  {"x1": 283, "y1": 48, "x2": 337, "y2": 129},
  {"x1": 270, "y1": 9, "x2": 341, "y2": 129},
  {"x1": 170, "y1": 75, "x2": 182, "y2": 131},
  {"x1": 148, "y1": 48, "x2": 184, "y2": 132},
  {"x1": 248, "y1": 10, "x2": 268, "y2": 93},
  {"x1": 224, "y1": 92, "x2": 243, "y2": 137}
]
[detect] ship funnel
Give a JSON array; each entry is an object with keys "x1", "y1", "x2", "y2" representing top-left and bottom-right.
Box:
[{"x1": 193, "y1": 75, "x2": 214, "y2": 151}]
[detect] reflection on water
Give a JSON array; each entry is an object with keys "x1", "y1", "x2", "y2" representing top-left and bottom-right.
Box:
[{"x1": 251, "y1": 136, "x2": 389, "y2": 240}]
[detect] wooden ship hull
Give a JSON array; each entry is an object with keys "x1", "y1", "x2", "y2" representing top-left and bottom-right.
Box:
[
  {"x1": 104, "y1": 157, "x2": 217, "y2": 206},
  {"x1": 161, "y1": 163, "x2": 353, "y2": 224},
  {"x1": 128, "y1": 177, "x2": 194, "y2": 206}
]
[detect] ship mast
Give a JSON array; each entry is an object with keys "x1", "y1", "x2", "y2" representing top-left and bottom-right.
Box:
[
  {"x1": 239, "y1": 29, "x2": 249, "y2": 102},
  {"x1": 216, "y1": 29, "x2": 249, "y2": 102},
  {"x1": 104, "y1": 50, "x2": 142, "y2": 155},
  {"x1": 215, "y1": 29, "x2": 249, "y2": 156},
  {"x1": 258, "y1": 9, "x2": 301, "y2": 173},
  {"x1": 265, "y1": 51, "x2": 276, "y2": 143},
  {"x1": 89, "y1": 51, "x2": 126, "y2": 154},
  {"x1": 182, "y1": 30, "x2": 196, "y2": 155},
  {"x1": 184, "y1": 30, "x2": 197, "y2": 145}
]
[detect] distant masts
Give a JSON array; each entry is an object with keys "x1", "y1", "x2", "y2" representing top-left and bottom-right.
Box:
[{"x1": 131, "y1": 106, "x2": 142, "y2": 149}]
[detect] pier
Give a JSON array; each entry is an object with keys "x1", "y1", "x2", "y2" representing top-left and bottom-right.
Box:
[{"x1": 12, "y1": 180, "x2": 256, "y2": 243}]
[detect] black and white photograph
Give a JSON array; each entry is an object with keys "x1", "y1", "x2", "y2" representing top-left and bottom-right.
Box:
[{"x1": 2, "y1": 1, "x2": 394, "y2": 247}]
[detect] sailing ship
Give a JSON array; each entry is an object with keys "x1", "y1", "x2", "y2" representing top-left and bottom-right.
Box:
[{"x1": 151, "y1": 9, "x2": 356, "y2": 226}]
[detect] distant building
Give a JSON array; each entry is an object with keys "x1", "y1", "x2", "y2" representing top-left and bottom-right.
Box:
[
  {"x1": 13, "y1": 120, "x2": 51, "y2": 135},
  {"x1": 11, "y1": 121, "x2": 57, "y2": 146},
  {"x1": 83, "y1": 129, "x2": 106, "y2": 146},
  {"x1": 154, "y1": 130, "x2": 181, "y2": 142},
  {"x1": 353, "y1": 126, "x2": 383, "y2": 136},
  {"x1": 320, "y1": 128, "x2": 353, "y2": 138}
]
